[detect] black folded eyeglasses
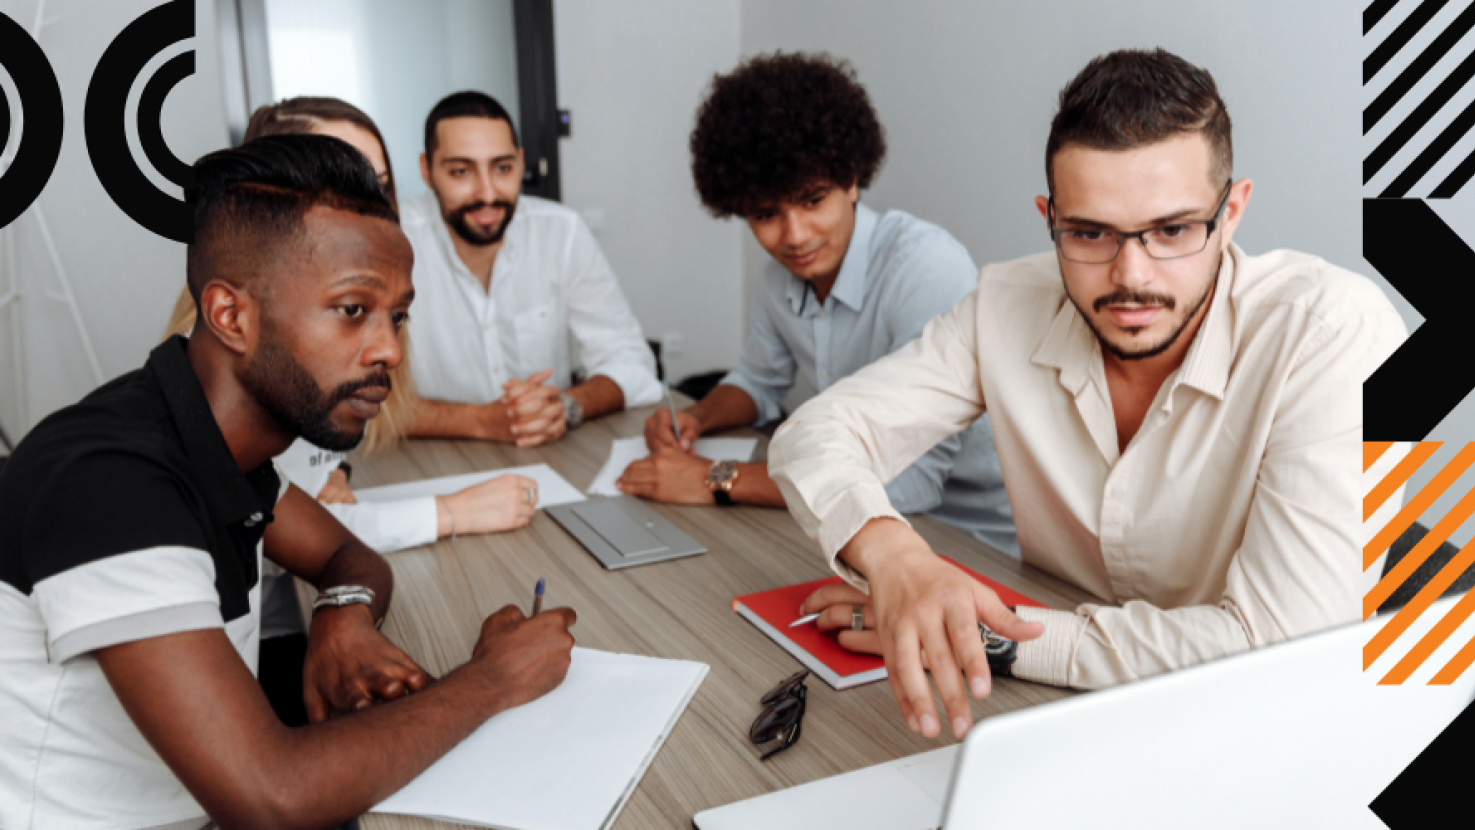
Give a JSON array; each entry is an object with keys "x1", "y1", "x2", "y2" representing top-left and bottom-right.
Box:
[{"x1": 749, "y1": 669, "x2": 809, "y2": 760}]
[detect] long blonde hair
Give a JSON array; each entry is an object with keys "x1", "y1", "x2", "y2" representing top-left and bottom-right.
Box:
[{"x1": 167, "y1": 97, "x2": 418, "y2": 455}]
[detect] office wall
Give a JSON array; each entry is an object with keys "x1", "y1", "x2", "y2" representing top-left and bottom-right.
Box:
[
  {"x1": 0, "y1": 0, "x2": 230, "y2": 443},
  {"x1": 551, "y1": 0, "x2": 745, "y2": 385},
  {"x1": 263, "y1": 0, "x2": 521, "y2": 203}
]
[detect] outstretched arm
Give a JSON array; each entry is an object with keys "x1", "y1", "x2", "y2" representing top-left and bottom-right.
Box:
[{"x1": 98, "y1": 604, "x2": 577, "y2": 830}]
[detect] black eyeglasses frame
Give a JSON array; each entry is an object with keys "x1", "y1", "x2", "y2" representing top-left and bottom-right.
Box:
[{"x1": 1046, "y1": 179, "x2": 1234, "y2": 264}]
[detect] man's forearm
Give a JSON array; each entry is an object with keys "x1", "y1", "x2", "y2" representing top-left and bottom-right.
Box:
[
  {"x1": 315, "y1": 540, "x2": 394, "y2": 622},
  {"x1": 689, "y1": 384, "x2": 761, "y2": 433},
  {"x1": 568, "y1": 375, "x2": 625, "y2": 421},
  {"x1": 407, "y1": 398, "x2": 507, "y2": 441},
  {"x1": 731, "y1": 461, "x2": 787, "y2": 507}
]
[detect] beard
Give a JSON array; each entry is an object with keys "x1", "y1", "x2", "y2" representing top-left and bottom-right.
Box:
[
  {"x1": 1071, "y1": 252, "x2": 1220, "y2": 363},
  {"x1": 240, "y1": 321, "x2": 391, "y2": 452},
  {"x1": 444, "y1": 197, "x2": 518, "y2": 247}
]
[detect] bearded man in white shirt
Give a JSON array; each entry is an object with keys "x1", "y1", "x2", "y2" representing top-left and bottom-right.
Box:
[
  {"x1": 772, "y1": 49, "x2": 1405, "y2": 742},
  {"x1": 403, "y1": 91, "x2": 661, "y2": 445}
]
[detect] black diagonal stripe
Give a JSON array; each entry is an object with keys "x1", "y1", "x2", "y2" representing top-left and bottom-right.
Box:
[
  {"x1": 1365, "y1": 46, "x2": 1475, "y2": 181},
  {"x1": 1367, "y1": 0, "x2": 1452, "y2": 83},
  {"x1": 1367, "y1": 0, "x2": 1401, "y2": 34},
  {"x1": 1429, "y1": 138, "x2": 1475, "y2": 195},
  {"x1": 1380, "y1": 92, "x2": 1475, "y2": 196},
  {"x1": 1366, "y1": 0, "x2": 1475, "y2": 132}
]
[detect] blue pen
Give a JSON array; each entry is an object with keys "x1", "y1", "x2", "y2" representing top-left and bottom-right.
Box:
[
  {"x1": 662, "y1": 381, "x2": 683, "y2": 444},
  {"x1": 532, "y1": 578, "x2": 545, "y2": 616}
]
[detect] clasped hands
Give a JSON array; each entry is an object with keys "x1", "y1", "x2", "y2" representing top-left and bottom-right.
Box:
[
  {"x1": 805, "y1": 519, "x2": 1044, "y2": 741},
  {"x1": 476, "y1": 369, "x2": 567, "y2": 447},
  {"x1": 616, "y1": 407, "x2": 713, "y2": 503}
]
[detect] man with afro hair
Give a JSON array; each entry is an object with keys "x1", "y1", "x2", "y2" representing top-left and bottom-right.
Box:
[{"x1": 618, "y1": 52, "x2": 1015, "y2": 559}]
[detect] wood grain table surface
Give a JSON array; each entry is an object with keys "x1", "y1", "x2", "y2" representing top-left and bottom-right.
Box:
[{"x1": 333, "y1": 400, "x2": 1094, "y2": 829}]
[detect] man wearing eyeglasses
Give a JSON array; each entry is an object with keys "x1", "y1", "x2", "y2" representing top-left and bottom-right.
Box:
[{"x1": 771, "y1": 49, "x2": 1405, "y2": 743}]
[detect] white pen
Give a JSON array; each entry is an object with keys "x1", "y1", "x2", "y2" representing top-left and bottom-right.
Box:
[
  {"x1": 789, "y1": 612, "x2": 821, "y2": 628},
  {"x1": 662, "y1": 381, "x2": 683, "y2": 444}
]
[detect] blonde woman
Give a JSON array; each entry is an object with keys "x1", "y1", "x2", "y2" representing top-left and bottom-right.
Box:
[{"x1": 166, "y1": 97, "x2": 540, "y2": 725}]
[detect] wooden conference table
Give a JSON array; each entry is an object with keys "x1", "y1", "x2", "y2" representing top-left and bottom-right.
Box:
[{"x1": 339, "y1": 400, "x2": 1095, "y2": 830}]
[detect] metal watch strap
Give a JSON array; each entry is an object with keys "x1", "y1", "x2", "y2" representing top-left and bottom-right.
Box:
[{"x1": 560, "y1": 392, "x2": 585, "y2": 429}]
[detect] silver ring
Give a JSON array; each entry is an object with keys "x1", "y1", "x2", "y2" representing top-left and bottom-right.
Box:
[
  {"x1": 851, "y1": 604, "x2": 865, "y2": 631},
  {"x1": 524, "y1": 486, "x2": 536, "y2": 505}
]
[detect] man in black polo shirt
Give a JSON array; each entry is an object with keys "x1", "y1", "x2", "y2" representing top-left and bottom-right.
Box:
[{"x1": 0, "y1": 135, "x2": 577, "y2": 829}]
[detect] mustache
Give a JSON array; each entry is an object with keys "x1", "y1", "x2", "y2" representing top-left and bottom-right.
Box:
[
  {"x1": 1093, "y1": 289, "x2": 1176, "y2": 313},
  {"x1": 332, "y1": 371, "x2": 391, "y2": 401},
  {"x1": 451, "y1": 199, "x2": 514, "y2": 218}
]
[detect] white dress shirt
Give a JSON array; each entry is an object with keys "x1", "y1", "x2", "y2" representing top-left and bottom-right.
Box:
[
  {"x1": 401, "y1": 191, "x2": 661, "y2": 407},
  {"x1": 770, "y1": 245, "x2": 1405, "y2": 689}
]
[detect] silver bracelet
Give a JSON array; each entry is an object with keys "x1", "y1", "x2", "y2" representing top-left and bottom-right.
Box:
[{"x1": 438, "y1": 495, "x2": 457, "y2": 540}]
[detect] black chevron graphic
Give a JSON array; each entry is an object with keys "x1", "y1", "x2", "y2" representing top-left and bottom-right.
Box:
[{"x1": 1370, "y1": 691, "x2": 1474, "y2": 826}]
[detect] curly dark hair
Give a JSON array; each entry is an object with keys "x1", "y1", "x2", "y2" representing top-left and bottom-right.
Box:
[{"x1": 690, "y1": 52, "x2": 886, "y2": 218}]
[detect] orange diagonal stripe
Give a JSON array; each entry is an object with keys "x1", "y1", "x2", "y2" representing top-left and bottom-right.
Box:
[
  {"x1": 1378, "y1": 537, "x2": 1475, "y2": 683},
  {"x1": 1430, "y1": 602, "x2": 1475, "y2": 684},
  {"x1": 1366, "y1": 442, "x2": 1395, "y2": 472},
  {"x1": 1364, "y1": 443, "x2": 1475, "y2": 571},
  {"x1": 1365, "y1": 442, "x2": 1439, "y2": 521},
  {"x1": 1365, "y1": 481, "x2": 1475, "y2": 620}
]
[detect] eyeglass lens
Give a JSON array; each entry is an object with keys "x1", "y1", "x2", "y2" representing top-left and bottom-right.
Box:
[{"x1": 1056, "y1": 223, "x2": 1211, "y2": 263}]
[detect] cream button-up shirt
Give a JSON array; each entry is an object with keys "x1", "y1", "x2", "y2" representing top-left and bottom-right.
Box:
[
  {"x1": 769, "y1": 245, "x2": 1405, "y2": 689},
  {"x1": 401, "y1": 191, "x2": 661, "y2": 408}
]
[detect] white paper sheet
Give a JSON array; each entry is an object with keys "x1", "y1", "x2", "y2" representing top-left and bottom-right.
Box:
[
  {"x1": 373, "y1": 648, "x2": 709, "y2": 830},
  {"x1": 587, "y1": 437, "x2": 758, "y2": 497},
  {"x1": 354, "y1": 463, "x2": 586, "y2": 509}
]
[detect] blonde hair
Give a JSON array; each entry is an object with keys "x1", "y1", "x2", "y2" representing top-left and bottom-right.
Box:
[{"x1": 168, "y1": 97, "x2": 418, "y2": 455}]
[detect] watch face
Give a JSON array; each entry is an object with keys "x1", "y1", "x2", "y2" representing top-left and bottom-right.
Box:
[{"x1": 707, "y1": 460, "x2": 738, "y2": 489}]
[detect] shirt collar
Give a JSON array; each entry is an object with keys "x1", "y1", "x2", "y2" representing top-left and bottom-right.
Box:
[
  {"x1": 784, "y1": 202, "x2": 878, "y2": 315},
  {"x1": 147, "y1": 336, "x2": 280, "y2": 526},
  {"x1": 1030, "y1": 244, "x2": 1239, "y2": 402}
]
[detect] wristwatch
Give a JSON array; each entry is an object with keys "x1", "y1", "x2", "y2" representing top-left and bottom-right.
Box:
[
  {"x1": 336, "y1": 460, "x2": 353, "y2": 481},
  {"x1": 313, "y1": 585, "x2": 379, "y2": 627},
  {"x1": 559, "y1": 392, "x2": 585, "y2": 429},
  {"x1": 706, "y1": 460, "x2": 739, "y2": 506},
  {"x1": 979, "y1": 621, "x2": 1018, "y2": 678}
]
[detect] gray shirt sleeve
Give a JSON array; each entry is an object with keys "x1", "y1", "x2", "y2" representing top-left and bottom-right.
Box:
[
  {"x1": 719, "y1": 284, "x2": 797, "y2": 426},
  {"x1": 878, "y1": 234, "x2": 980, "y2": 513}
]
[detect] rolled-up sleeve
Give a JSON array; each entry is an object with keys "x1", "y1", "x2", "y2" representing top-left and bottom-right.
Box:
[
  {"x1": 563, "y1": 216, "x2": 661, "y2": 407},
  {"x1": 1012, "y1": 303, "x2": 1406, "y2": 689},
  {"x1": 720, "y1": 290, "x2": 797, "y2": 426},
  {"x1": 770, "y1": 289, "x2": 989, "y2": 591}
]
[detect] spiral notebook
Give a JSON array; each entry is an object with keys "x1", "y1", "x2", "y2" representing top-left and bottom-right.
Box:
[{"x1": 733, "y1": 557, "x2": 1046, "y2": 689}]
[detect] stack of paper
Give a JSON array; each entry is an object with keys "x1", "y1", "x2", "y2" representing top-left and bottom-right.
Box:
[
  {"x1": 587, "y1": 437, "x2": 759, "y2": 497},
  {"x1": 373, "y1": 647, "x2": 708, "y2": 829},
  {"x1": 354, "y1": 463, "x2": 586, "y2": 509}
]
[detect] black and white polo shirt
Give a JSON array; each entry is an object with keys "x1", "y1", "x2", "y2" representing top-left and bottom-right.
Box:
[{"x1": 0, "y1": 335, "x2": 287, "y2": 830}]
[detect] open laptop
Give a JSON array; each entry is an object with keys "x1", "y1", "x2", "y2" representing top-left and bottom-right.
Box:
[
  {"x1": 695, "y1": 596, "x2": 1475, "y2": 829},
  {"x1": 546, "y1": 495, "x2": 705, "y2": 569}
]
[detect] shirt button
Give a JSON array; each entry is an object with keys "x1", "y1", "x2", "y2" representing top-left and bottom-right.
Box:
[
  {"x1": 245, "y1": 512, "x2": 263, "y2": 527},
  {"x1": 483, "y1": 323, "x2": 492, "y2": 331}
]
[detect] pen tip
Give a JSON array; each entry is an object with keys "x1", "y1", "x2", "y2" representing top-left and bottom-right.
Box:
[{"x1": 536, "y1": 577, "x2": 545, "y2": 592}]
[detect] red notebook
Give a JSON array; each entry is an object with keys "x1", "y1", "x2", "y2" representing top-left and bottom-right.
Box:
[{"x1": 733, "y1": 557, "x2": 1046, "y2": 689}]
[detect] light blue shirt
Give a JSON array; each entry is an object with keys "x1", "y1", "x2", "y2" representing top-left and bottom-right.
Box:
[{"x1": 723, "y1": 204, "x2": 1017, "y2": 557}]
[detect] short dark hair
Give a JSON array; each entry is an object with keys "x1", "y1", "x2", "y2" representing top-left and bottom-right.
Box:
[
  {"x1": 1046, "y1": 49, "x2": 1232, "y2": 194},
  {"x1": 424, "y1": 91, "x2": 519, "y2": 158},
  {"x1": 689, "y1": 52, "x2": 887, "y2": 218},
  {"x1": 246, "y1": 96, "x2": 398, "y2": 211},
  {"x1": 186, "y1": 134, "x2": 399, "y2": 306}
]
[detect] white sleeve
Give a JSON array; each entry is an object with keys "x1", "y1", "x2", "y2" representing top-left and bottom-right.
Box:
[
  {"x1": 320, "y1": 498, "x2": 438, "y2": 554},
  {"x1": 562, "y1": 216, "x2": 661, "y2": 407}
]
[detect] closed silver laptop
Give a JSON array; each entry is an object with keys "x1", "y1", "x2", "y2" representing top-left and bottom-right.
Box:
[{"x1": 547, "y1": 495, "x2": 705, "y2": 569}]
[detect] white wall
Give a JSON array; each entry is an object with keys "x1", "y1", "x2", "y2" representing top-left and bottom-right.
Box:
[
  {"x1": 0, "y1": 0, "x2": 230, "y2": 443},
  {"x1": 263, "y1": 0, "x2": 521, "y2": 202},
  {"x1": 552, "y1": 0, "x2": 744, "y2": 385}
]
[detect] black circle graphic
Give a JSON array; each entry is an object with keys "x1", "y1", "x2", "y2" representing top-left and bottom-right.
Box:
[
  {"x1": 84, "y1": 0, "x2": 194, "y2": 244},
  {"x1": 0, "y1": 12, "x2": 65, "y2": 230}
]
